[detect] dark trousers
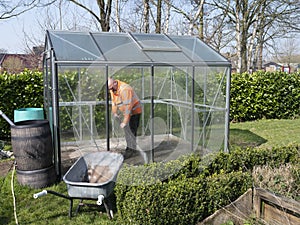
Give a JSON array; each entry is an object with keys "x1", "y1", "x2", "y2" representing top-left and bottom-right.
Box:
[{"x1": 125, "y1": 114, "x2": 140, "y2": 150}]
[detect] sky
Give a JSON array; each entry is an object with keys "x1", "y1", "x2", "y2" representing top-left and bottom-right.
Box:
[
  {"x1": 0, "y1": 8, "x2": 44, "y2": 54},
  {"x1": 1, "y1": 2, "x2": 299, "y2": 56}
]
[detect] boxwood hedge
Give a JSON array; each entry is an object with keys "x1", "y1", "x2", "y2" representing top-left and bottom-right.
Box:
[{"x1": 114, "y1": 144, "x2": 299, "y2": 225}]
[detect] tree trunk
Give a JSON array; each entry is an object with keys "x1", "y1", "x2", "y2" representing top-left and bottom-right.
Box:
[
  {"x1": 143, "y1": 0, "x2": 150, "y2": 33},
  {"x1": 97, "y1": 0, "x2": 112, "y2": 31},
  {"x1": 115, "y1": 0, "x2": 121, "y2": 32},
  {"x1": 164, "y1": 0, "x2": 171, "y2": 33},
  {"x1": 240, "y1": 30, "x2": 248, "y2": 73},
  {"x1": 198, "y1": 6, "x2": 204, "y2": 40},
  {"x1": 155, "y1": 0, "x2": 162, "y2": 33}
]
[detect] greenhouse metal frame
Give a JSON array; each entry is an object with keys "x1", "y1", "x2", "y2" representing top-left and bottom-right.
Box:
[{"x1": 43, "y1": 30, "x2": 231, "y2": 177}]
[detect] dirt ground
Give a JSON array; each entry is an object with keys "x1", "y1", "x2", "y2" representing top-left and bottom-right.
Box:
[{"x1": 0, "y1": 159, "x2": 15, "y2": 177}]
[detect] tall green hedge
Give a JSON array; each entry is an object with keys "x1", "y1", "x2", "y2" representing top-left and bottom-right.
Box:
[
  {"x1": 0, "y1": 70, "x2": 44, "y2": 139},
  {"x1": 230, "y1": 71, "x2": 300, "y2": 121},
  {"x1": 1, "y1": 70, "x2": 299, "y2": 138}
]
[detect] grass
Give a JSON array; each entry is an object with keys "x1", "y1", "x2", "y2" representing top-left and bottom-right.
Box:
[
  {"x1": 229, "y1": 118, "x2": 300, "y2": 149},
  {"x1": 0, "y1": 172, "x2": 117, "y2": 225},
  {"x1": 1, "y1": 118, "x2": 300, "y2": 224}
]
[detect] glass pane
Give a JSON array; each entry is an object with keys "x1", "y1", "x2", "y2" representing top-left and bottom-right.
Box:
[
  {"x1": 57, "y1": 65, "x2": 108, "y2": 153},
  {"x1": 133, "y1": 33, "x2": 181, "y2": 51},
  {"x1": 92, "y1": 33, "x2": 150, "y2": 62},
  {"x1": 170, "y1": 35, "x2": 228, "y2": 62},
  {"x1": 145, "y1": 51, "x2": 191, "y2": 63},
  {"x1": 48, "y1": 31, "x2": 104, "y2": 61},
  {"x1": 194, "y1": 66, "x2": 228, "y2": 153}
]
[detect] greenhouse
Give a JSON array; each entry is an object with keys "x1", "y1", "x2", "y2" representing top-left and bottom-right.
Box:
[{"x1": 43, "y1": 30, "x2": 231, "y2": 177}]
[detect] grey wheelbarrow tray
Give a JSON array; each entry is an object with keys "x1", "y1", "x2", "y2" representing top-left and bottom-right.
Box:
[{"x1": 34, "y1": 151, "x2": 124, "y2": 218}]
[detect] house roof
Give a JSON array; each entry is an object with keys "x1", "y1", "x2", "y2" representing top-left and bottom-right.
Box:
[
  {"x1": 263, "y1": 62, "x2": 281, "y2": 67},
  {"x1": 0, "y1": 53, "x2": 5, "y2": 65}
]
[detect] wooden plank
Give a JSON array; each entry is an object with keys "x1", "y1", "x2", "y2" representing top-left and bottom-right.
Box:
[
  {"x1": 255, "y1": 188, "x2": 300, "y2": 215},
  {"x1": 263, "y1": 202, "x2": 300, "y2": 225},
  {"x1": 254, "y1": 188, "x2": 300, "y2": 225}
]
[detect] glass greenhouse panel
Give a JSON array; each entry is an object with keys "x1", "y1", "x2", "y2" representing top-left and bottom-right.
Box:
[
  {"x1": 170, "y1": 35, "x2": 228, "y2": 62},
  {"x1": 194, "y1": 66, "x2": 228, "y2": 153},
  {"x1": 145, "y1": 51, "x2": 191, "y2": 63},
  {"x1": 92, "y1": 33, "x2": 150, "y2": 62},
  {"x1": 57, "y1": 66, "x2": 108, "y2": 151},
  {"x1": 43, "y1": 58, "x2": 53, "y2": 134},
  {"x1": 48, "y1": 31, "x2": 104, "y2": 61},
  {"x1": 132, "y1": 33, "x2": 181, "y2": 51}
]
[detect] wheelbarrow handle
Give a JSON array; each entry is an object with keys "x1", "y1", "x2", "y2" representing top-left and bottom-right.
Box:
[
  {"x1": 33, "y1": 190, "x2": 48, "y2": 198},
  {"x1": 33, "y1": 189, "x2": 73, "y2": 217},
  {"x1": 33, "y1": 189, "x2": 71, "y2": 200}
]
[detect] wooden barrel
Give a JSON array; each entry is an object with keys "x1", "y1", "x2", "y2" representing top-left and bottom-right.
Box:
[
  {"x1": 16, "y1": 165, "x2": 57, "y2": 189},
  {"x1": 11, "y1": 120, "x2": 54, "y2": 171}
]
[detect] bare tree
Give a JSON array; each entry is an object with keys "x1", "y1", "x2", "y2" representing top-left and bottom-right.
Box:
[
  {"x1": 0, "y1": 0, "x2": 55, "y2": 20},
  {"x1": 275, "y1": 37, "x2": 300, "y2": 64},
  {"x1": 69, "y1": 0, "x2": 113, "y2": 31},
  {"x1": 211, "y1": 0, "x2": 300, "y2": 73},
  {"x1": 115, "y1": 0, "x2": 121, "y2": 32},
  {"x1": 0, "y1": 48, "x2": 7, "y2": 53},
  {"x1": 171, "y1": 0, "x2": 205, "y2": 37},
  {"x1": 212, "y1": 0, "x2": 264, "y2": 73},
  {"x1": 254, "y1": 0, "x2": 300, "y2": 70}
]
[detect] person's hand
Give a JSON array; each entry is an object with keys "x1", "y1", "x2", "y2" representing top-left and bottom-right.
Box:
[
  {"x1": 113, "y1": 113, "x2": 119, "y2": 118},
  {"x1": 120, "y1": 123, "x2": 126, "y2": 128}
]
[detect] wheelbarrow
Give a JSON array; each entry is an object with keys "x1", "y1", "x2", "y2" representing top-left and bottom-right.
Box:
[{"x1": 33, "y1": 151, "x2": 124, "y2": 218}]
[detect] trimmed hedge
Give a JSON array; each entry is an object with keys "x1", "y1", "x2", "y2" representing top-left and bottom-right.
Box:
[
  {"x1": 115, "y1": 171, "x2": 252, "y2": 225},
  {"x1": 114, "y1": 144, "x2": 300, "y2": 225},
  {"x1": 230, "y1": 71, "x2": 300, "y2": 122},
  {"x1": 0, "y1": 70, "x2": 43, "y2": 139}
]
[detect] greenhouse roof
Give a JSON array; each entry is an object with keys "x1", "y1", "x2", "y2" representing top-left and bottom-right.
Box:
[{"x1": 45, "y1": 30, "x2": 230, "y2": 66}]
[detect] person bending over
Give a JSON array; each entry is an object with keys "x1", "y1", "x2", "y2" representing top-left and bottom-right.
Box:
[{"x1": 108, "y1": 77, "x2": 142, "y2": 158}]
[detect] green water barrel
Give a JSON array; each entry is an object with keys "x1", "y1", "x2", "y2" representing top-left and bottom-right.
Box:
[{"x1": 14, "y1": 108, "x2": 44, "y2": 122}]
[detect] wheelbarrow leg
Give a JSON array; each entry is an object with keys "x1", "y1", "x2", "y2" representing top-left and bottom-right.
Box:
[
  {"x1": 75, "y1": 199, "x2": 84, "y2": 215},
  {"x1": 103, "y1": 199, "x2": 113, "y2": 219},
  {"x1": 69, "y1": 199, "x2": 73, "y2": 218}
]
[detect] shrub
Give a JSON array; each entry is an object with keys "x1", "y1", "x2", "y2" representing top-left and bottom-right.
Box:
[
  {"x1": 230, "y1": 71, "x2": 300, "y2": 122},
  {"x1": 0, "y1": 70, "x2": 43, "y2": 139},
  {"x1": 115, "y1": 171, "x2": 251, "y2": 225},
  {"x1": 114, "y1": 144, "x2": 299, "y2": 225},
  {"x1": 253, "y1": 163, "x2": 300, "y2": 201}
]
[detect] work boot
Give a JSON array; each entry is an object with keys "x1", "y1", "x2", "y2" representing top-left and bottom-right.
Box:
[{"x1": 123, "y1": 147, "x2": 134, "y2": 159}]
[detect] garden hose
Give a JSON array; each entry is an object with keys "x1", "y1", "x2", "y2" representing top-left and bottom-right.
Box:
[{"x1": 11, "y1": 162, "x2": 19, "y2": 225}]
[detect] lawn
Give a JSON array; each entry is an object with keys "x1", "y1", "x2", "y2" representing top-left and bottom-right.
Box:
[
  {"x1": 229, "y1": 118, "x2": 300, "y2": 149},
  {"x1": 1, "y1": 118, "x2": 300, "y2": 225}
]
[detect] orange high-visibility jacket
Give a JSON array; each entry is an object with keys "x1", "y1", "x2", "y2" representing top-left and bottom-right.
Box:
[{"x1": 110, "y1": 80, "x2": 142, "y2": 125}]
